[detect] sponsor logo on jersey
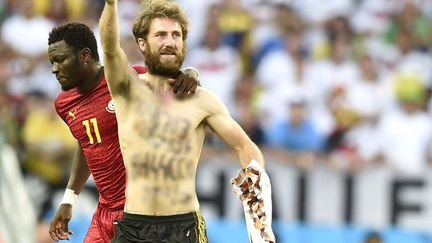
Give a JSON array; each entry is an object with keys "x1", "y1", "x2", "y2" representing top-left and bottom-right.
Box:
[
  {"x1": 68, "y1": 109, "x2": 77, "y2": 120},
  {"x1": 106, "y1": 99, "x2": 116, "y2": 113}
]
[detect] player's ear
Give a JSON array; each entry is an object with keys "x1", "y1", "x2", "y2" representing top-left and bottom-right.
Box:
[
  {"x1": 138, "y1": 38, "x2": 146, "y2": 53},
  {"x1": 80, "y1": 48, "x2": 92, "y2": 62}
]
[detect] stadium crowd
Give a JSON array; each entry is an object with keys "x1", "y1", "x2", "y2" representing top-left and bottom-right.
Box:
[{"x1": 0, "y1": 0, "x2": 432, "y2": 242}]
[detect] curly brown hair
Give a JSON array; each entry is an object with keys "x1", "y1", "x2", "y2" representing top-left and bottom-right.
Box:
[{"x1": 132, "y1": 0, "x2": 189, "y2": 44}]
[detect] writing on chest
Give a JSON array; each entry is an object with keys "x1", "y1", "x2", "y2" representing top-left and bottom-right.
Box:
[{"x1": 132, "y1": 106, "x2": 193, "y2": 153}]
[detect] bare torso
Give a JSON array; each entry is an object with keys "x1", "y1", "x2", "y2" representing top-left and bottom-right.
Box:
[{"x1": 114, "y1": 72, "x2": 208, "y2": 215}]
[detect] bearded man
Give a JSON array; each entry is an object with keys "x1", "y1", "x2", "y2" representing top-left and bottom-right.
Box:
[{"x1": 100, "y1": 0, "x2": 275, "y2": 242}]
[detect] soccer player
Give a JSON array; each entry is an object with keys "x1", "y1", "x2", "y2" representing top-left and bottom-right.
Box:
[
  {"x1": 47, "y1": 22, "x2": 199, "y2": 242},
  {"x1": 100, "y1": 0, "x2": 275, "y2": 242}
]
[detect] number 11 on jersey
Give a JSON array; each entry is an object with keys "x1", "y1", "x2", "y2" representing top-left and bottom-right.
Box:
[{"x1": 83, "y1": 118, "x2": 102, "y2": 144}]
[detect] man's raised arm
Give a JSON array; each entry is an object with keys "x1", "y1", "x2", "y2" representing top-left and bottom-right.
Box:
[{"x1": 100, "y1": 0, "x2": 132, "y2": 96}]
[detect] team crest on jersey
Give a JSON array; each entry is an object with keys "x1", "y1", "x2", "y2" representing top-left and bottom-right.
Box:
[{"x1": 106, "y1": 99, "x2": 116, "y2": 113}]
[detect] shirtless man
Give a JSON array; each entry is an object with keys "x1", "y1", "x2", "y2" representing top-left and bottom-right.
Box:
[
  {"x1": 46, "y1": 22, "x2": 199, "y2": 242},
  {"x1": 100, "y1": 0, "x2": 274, "y2": 242}
]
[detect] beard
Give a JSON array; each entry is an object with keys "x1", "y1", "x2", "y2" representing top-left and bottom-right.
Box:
[{"x1": 143, "y1": 44, "x2": 186, "y2": 76}]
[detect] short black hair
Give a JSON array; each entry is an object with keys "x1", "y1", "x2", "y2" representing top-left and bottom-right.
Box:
[{"x1": 48, "y1": 22, "x2": 99, "y2": 61}]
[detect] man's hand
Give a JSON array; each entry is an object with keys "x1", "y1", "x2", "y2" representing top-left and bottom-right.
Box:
[
  {"x1": 49, "y1": 204, "x2": 74, "y2": 241},
  {"x1": 168, "y1": 67, "x2": 200, "y2": 98}
]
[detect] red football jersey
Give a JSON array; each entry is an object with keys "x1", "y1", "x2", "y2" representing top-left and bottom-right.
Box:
[{"x1": 55, "y1": 65, "x2": 147, "y2": 210}]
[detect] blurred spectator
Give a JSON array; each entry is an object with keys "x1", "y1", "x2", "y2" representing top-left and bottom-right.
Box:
[
  {"x1": 5, "y1": 48, "x2": 60, "y2": 98},
  {"x1": 323, "y1": 102, "x2": 362, "y2": 171},
  {"x1": 248, "y1": 2, "x2": 284, "y2": 69},
  {"x1": 275, "y1": 3, "x2": 305, "y2": 36},
  {"x1": 21, "y1": 91, "x2": 75, "y2": 218},
  {"x1": 345, "y1": 55, "x2": 393, "y2": 118},
  {"x1": 232, "y1": 75, "x2": 264, "y2": 145},
  {"x1": 74, "y1": 0, "x2": 102, "y2": 27},
  {"x1": 185, "y1": 20, "x2": 242, "y2": 115},
  {"x1": 177, "y1": 0, "x2": 218, "y2": 48},
  {"x1": 45, "y1": 0, "x2": 68, "y2": 24},
  {"x1": 122, "y1": 35, "x2": 143, "y2": 65},
  {"x1": 390, "y1": 29, "x2": 432, "y2": 88},
  {"x1": 310, "y1": 14, "x2": 357, "y2": 65},
  {"x1": 0, "y1": 39, "x2": 13, "y2": 85},
  {"x1": 329, "y1": 55, "x2": 394, "y2": 171},
  {"x1": 351, "y1": 0, "x2": 397, "y2": 35},
  {"x1": 265, "y1": 96, "x2": 324, "y2": 170},
  {"x1": 290, "y1": 0, "x2": 354, "y2": 26},
  {"x1": 373, "y1": 75, "x2": 432, "y2": 175},
  {"x1": 0, "y1": 84, "x2": 23, "y2": 147},
  {"x1": 384, "y1": 2, "x2": 432, "y2": 51},
  {"x1": 215, "y1": 0, "x2": 254, "y2": 72},
  {"x1": 216, "y1": 0, "x2": 254, "y2": 49},
  {"x1": 306, "y1": 34, "x2": 360, "y2": 137},
  {"x1": 255, "y1": 30, "x2": 308, "y2": 126},
  {"x1": 1, "y1": 0, "x2": 54, "y2": 57},
  {"x1": 33, "y1": 0, "x2": 86, "y2": 22},
  {"x1": 326, "y1": 16, "x2": 352, "y2": 41},
  {"x1": 1, "y1": 0, "x2": 60, "y2": 99},
  {"x1": 249, "y1": 2, "x2": 304, "y2": 67},
  {"x1": 117, "y1": 0, "x2": 140, "y2": 38}
]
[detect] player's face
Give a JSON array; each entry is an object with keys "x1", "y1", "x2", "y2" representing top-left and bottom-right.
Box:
[
  {"x1": 48, "y1": 40, "x2": 82, "y2": 90},
  {"x1": 140, "y1": 18, "x2": 185, "y2": 76}
]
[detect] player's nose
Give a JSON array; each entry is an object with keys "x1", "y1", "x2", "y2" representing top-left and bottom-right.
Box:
[{"x1": 51, "y1": 62, "x2": 60, "y2": 74}]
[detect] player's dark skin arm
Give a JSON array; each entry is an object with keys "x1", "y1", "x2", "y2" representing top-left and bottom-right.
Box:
[
  {"x1": 49, "y1": 143, "x2": 89, "y2": 241},
  {"x1": 66, "y1": 143, "x2": 91, "y2": 193},
  {"x1": 168, "y1": 67, "x2": 200, "y2": 98}
]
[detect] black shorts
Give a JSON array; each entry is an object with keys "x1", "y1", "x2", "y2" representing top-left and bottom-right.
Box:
[{"x1": 111, "y1": 211, "x2": 208, "y2": 243}]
